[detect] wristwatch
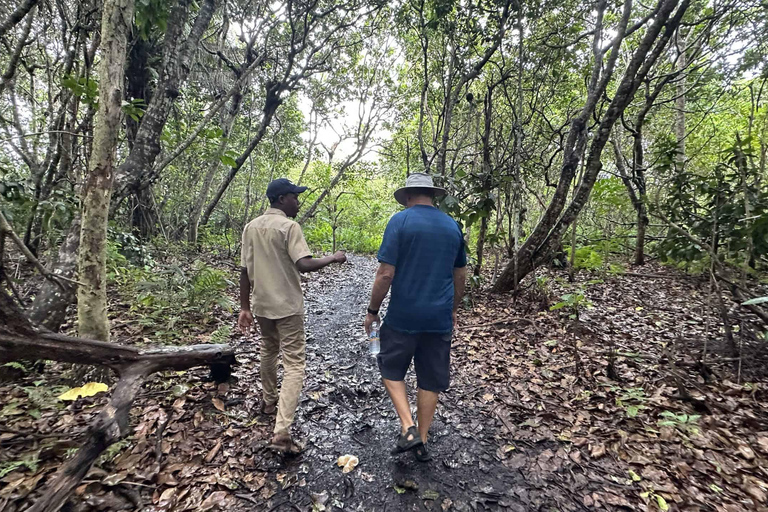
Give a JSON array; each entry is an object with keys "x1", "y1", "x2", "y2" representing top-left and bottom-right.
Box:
[{"x1": 367, "y1": 307, "x2": 379, "y2": 315}]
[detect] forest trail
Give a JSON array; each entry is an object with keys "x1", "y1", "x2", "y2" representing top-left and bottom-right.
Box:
[
  {"x1": 231, "y1": 254, "x2": 532, "y2": 511},
  {"x1": 3, "y1": 254, "x2": 768, "y2": 511}
]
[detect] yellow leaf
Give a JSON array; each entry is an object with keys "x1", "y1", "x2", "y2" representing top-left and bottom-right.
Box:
[
  {"x1": 58, "y1": 382, "x2": 108, "y2": 401},
  {"x1": 628, "y1": 469, "x2": 642, "y2": 482},
  {"x1": 656, "y1": 495, "x2": 669, "y2": 511}
]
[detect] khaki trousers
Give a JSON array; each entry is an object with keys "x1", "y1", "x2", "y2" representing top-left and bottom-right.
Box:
[{"x1": 255, "y1": 314, "x2": 306, "y2": 436}]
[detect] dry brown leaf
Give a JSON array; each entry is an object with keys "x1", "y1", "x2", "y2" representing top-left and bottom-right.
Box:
[
  {"x1": 589, "y1": 443, "x2": 606, "y2": 458},
  {"x1": 336, "y1": 454, "x2": 359, "y2": 473},
  {"x1": 212, "y1": 397, "x2": 225, "y2": 412},
  {"x1": 199, "y1": 490, "x2": 229, "y2": 511},
  {"x1": 744, "y1": 484, "x2": 766, "y2": 503},
  {"x1": 205, "y1": 440, "x2": 222, "y2": 463},
  {"x1": 101, "y1": 472, "x2": 128, "y2": 486},
  {"x1": 157, "y1": 487, "x2": 176, "y2": 508},
  {"x1": 737, "y1": 444, "x2": 756, "y2": 461}
]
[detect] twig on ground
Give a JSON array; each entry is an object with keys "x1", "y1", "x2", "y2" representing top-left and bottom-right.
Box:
[
  {"x1": 235, "y1": 493, "x2": 260, "y2": 505},
  {"x1": 461, "y1": 316, "x2": 542, "y2": 335},
  {"x1": 155, "y1": 406, "x2": 172, "y2": 462}
]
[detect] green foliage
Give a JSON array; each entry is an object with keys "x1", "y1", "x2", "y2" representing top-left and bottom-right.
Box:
[
  {"x1": 0, "y1": 455, "x2": 39, "y2": 478},
  {"x1": 61, "y1": 75, "x2": 99, "y2": 106},
  {"x1": 121, "y1": 98, "x2": 146, "y2": 122},
  {"x1": 210, "y1": 324, "x2": 232, "y2": 343},
  {"x1": 133, "y1": 260, "x2": 234, "y2": 334},
  {"x1": 657, "y1": 134, "x2": 768, "y2": 269},
  {"x1": 565, "y1": 245, "x2": 604, "y2": 270},
  {"x1": 3, "y1": 362, "x2": 27, "y2": 372},
  {"x1": 657, "y1": 411, "x2": 701, "y2": 434},
  {"x1": 611, "y1": 386, "x2": 647, "y2": 418},
  {"x1": 97, "y1": 438, "x2": 132, "y2": 466},
  {"x1": 550, "y1": 291, "x2": 591, "y2": 320},
  {"x1": 742, "y1": 296, "x2": 768, "y2": 306}
]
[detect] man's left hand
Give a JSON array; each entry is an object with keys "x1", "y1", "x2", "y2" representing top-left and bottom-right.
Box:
[{"x1": 452, "y1": 310, "x2": 458, "y2": 327}]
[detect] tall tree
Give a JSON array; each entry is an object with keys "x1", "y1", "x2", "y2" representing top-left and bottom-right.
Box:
[
  {"x1": 77, "y1": 0, "x2": 135, "y2": 340},
  {"x1": 493, "y1": 0, "x2": 691, "y2": 291}
]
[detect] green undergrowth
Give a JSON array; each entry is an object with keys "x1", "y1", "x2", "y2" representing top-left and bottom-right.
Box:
[{"x1": 107, "y1": 237, "x2": 234, "y2": 343}]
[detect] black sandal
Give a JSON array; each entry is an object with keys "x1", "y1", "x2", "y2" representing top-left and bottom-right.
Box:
[
  {"x1": 414, "y1": 443, "x2": 432, "y2": 462},
  {"x1": 390, "y1": 426, "x2": 423, "y2": 455}
]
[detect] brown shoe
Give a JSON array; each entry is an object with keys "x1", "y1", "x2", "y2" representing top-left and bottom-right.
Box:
[
  {"x1": 260, "y1": 399, "x2": 277, "y2": 415},
  {"x1": 268, "y1": 433, "x2": 302, "y2": 455}
]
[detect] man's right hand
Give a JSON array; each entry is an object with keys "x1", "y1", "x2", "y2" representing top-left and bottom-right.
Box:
[
  {"x1": 333, "y1": 250, "x2": 347, "y2": 264},
  {"x1": 364, "y1": 312, "x2": 380, "y2": 335},
  {"x1": 238, "y1": 309, "x2": 254, "y2": 333}
]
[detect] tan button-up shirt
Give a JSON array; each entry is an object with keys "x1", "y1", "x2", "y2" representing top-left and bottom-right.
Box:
[{"x1": 240, "y1": 208, "x2": 312, "y2": 319}]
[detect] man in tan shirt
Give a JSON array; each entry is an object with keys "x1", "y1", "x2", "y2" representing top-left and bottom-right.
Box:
[{"x1": 238, "y1": 178, "x2": 346, "y2": 454}]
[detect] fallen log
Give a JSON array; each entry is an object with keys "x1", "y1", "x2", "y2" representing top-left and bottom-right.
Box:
[{"x1": 0, "y1": 290, "x2": 236, "y2": 512}]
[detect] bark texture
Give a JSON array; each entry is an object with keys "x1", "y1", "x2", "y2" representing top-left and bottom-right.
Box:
[{"x1": 76, "y1": 0, "x2": 135, "y2": 341}]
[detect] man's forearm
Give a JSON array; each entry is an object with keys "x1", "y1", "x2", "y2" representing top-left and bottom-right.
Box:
[
  {"x1": 240, "y1": 267, "x2": 251, "y2": 311},
  {"x1": 369, "y1": 264, "x2": 395, "y2": 311},
  {"x1": 453, "y1": 267, "x2": 467, "y2": 312},
  {"x1": 368, "y1": 275, "x2": 392, "y2": 311},
  {"x1": 296, "y1": 255, "x2": 335, "y2": 273}
]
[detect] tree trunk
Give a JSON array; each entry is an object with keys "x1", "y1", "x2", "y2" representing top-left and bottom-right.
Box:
[
  {"x1": 111, "y1": 0, "x2": 217, "y2": 207},
  {"x1": 674, "y1": 30, "x2": 686, "y2": 172},
  {"x1": 612, "y1": 136, "x2": 648, "y2": 265},
  {"x1": 201, "y1": 86, "x2": 282, "y2": 226},
  {"x1": 188, "y1": 87, "x2": 243, "y2": 243},
  {"x1": 475, "y1": 214, "x2": 488, "y2": 278},
  {"x1": 474, "y1": 86, "x2": 493, "y2": 278},
  {"x1": 0, "y1": 0, "x2": 39, "y2": 39},
  {"x1": 76, "y1": 0, "x2": 135, "y2": 342},
  {"x1": 493, "y1": 0, "x2": 688, "y2": 291},
  {"x1": 28, "y1": 216, "x2": 81, "y2": 330},
  {"x1": 25, "y1": 0, "x2": 216, "y2": 331}
]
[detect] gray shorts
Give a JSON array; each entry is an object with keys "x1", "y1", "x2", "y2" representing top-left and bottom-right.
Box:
[{"x1": 376, "y1": 323, "x2": 452, "y2": 392}]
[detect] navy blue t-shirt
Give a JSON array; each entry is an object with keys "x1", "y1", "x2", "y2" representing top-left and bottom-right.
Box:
[{"x1": 377, "y1": 205, "x2": 467, "y2": 334}]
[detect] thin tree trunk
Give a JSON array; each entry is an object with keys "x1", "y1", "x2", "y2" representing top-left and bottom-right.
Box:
[
  {"x1": 188, "y1": 88, "x2": 243, "y2": 243},
  {"x1": 493, "y1": 0, "x2": 688, "y2": 291},
  {"x1": 512, "y1": 3, "x2": 524, "y2": 289},
  {"x1": 28, "y1": 217, "x2": 81, "y2": 329},
  {"x1": 201, "y1": 87, "x2": 281, "y2": 226},
  {"x1": 612, "y1": 137, "x2": 648, "y2": 265},
  {"x1": 675, "y1": 30, "x2": 686, "y2": 172},
  {"x1": 568, "y1": 219, "x2": 578, "y2": 282},
  {"x1": 77, "y1": 0, "x2": 135, "y2": 341},
  {"x1": 0, "y1": 0, "x2": 39, "y2": 39},
  {"x1": 474, "y1": 87, "x2": 493, "y2": 278}
]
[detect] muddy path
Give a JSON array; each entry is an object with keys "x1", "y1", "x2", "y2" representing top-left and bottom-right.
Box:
[{"x1": 236, "y1": 254, "x2": 541, "y2": 511}]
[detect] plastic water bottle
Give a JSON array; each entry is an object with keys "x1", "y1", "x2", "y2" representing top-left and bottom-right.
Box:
[{"x1": 369, "y1": 321, "x2": 380, "y2": 356}]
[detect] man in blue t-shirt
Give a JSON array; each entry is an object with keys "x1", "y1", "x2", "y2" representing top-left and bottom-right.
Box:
[{"x1": 364, "y1": 172, "x2": 467, "y2": 462}]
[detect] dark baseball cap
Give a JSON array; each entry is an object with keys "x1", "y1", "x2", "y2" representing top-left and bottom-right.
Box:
[{"x1": 266, "y1": 178, "x2": 308, "y2": 201}]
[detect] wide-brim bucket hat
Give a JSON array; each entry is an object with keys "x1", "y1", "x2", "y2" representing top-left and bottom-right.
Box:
[{"x1": 393, "y1": 172, "x2": 447, "y2": 206}]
